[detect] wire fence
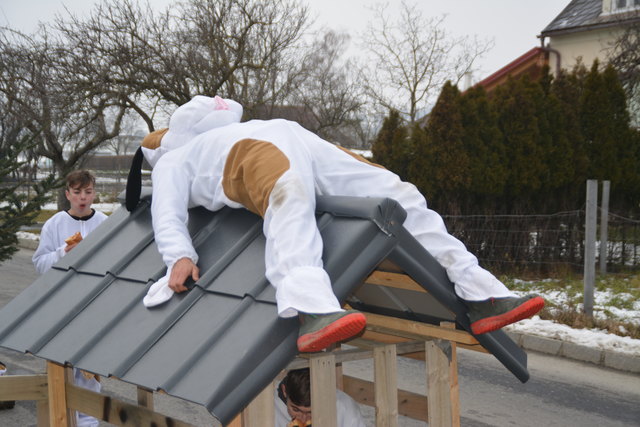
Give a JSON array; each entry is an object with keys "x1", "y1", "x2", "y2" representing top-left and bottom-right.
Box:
[{"x1": 442, "y1": 209, "x2": 640, "y2": 276}]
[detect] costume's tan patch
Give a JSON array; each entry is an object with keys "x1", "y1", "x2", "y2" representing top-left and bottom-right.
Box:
[
  {"x1": 222, "y1": 139, "x2": 291, "y2": 217},
  {"x1": 335, "y1": 145, "x2": 386, "y2": 169},
  {"x1": 142, "y1": 128, "x2": 169, "y2": 150}
]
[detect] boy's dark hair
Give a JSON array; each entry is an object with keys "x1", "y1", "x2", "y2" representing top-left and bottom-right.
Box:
[
  {"x1": 66, "y1": 170, "x2": 96, "y2": 190},
  {"x1": 282, "y1": 368, "x2": 311, "y2": 407}
]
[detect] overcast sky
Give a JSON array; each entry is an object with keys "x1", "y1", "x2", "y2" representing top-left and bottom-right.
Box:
[{"x1": 0, "y1": 0, "x2": 570, "y2": 82}]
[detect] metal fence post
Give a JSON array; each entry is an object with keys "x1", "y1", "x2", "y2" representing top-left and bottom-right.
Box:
[
  {"x1": 599, "y1": 181, "x2": 610, "y2": 275},
  {"x1": 584, "y1": 180, "x2": 597, "y2": 318}
]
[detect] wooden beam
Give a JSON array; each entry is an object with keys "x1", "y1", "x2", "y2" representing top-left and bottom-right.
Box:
[
  {"x1": 287, "y1": 340, "x2": 428, "y2": 370},
  {"x1": 365, "y1": 271, "x2": 427, "y2": 293},
  {"x1": 37, "y1": 399, "x2": 50, "y2": 427},
  {"x1": 242, "y1": 381, "x2": 275, "y2": 427},
  {"x1": 0, "y1": 374, "x2": 48, "y2": 400},
  {"x1": 310, "y1": 353, "x2": 337, "y2": 427},
  {"x1": 342, "y1": 375, "x2": 428, "y2": 422},
  {"x1": 65, "y1": 384, "x2": 196, "y2": 427},
  {"x1": 442, "y1": 322, "x2": 461, "y2": 427},
  {"x1": 47, "y1": 362, "x2": 71, "y2": 427},
  {"x1": 136, "y1": 386, "x2": 154, "y2": 411},
  {"x1": 425, "y1": 341, "x2": 452, "y2": 427},
  {"x1": 365, "y1": 312, "x2": 478, "y2": 345},
  {"x1": 227, "y1": 414, "x2": 242, "y2": 427},
  {"x1": 374, "y1": 344, "x2": 398, "y2": 427}
]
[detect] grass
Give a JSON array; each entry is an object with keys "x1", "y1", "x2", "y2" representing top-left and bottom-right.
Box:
[{"x1": 502, "y1": 273, "x2": 640, "y2": 339}]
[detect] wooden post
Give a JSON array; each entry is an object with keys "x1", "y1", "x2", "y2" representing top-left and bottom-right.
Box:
[
  {"x1": 226, "y1": 414, "x2": 242, "y2": 427},
  {"x1": 47, "y1": 362, "x2": 73, "y2": 427},
  {"x1": 37, "y1": 399, "x2": 51, "y2": 427},
  {"x1": 584, "y1": 179, "x2": 597, "y2": 318},
  {"x1": 310, "y1": 353, "x2": 337, "y2": 427},
  {"x1": 374, "y1": 344, "x2": 398, "y2": 427},
  {"x1": 425, "y1": 341, "x2": 452, "y2": 427},
  {"x1": 242, "y1": 380, "x2": 275, "y2": 427},
  {"x1": 137, "y1": 386, "x2": 154, "y2": 410},
  {"x1": 441, "y1": 322, "x2": 460, "y2": 427},
  {"x1": 599, "y1": 180, "x2": 610, "y2": 275}
]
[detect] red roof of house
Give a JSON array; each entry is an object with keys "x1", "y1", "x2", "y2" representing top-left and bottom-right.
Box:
[{"x1": 475, "y1": 47, "x2": 549, "y2": 91}]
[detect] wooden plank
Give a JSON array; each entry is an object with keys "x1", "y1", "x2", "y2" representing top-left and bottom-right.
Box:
[
  {"x1": 287, "y1": 340, "x2": 428, "y2": 370},
  {"x1": 136, "y1": 386, "x2": 154, "y2": 411},
  {"x1": 47, "y1": 362, "x2": 70, "y2": 427},
  {"x1": 374, "y1": 344, "x2": 398, "y2": 427},
  {"x1": 365, "y1": 271, "x2": 427, "y2": 293},
  {"x1": 365, "y1": 312, "x2": 478, "y2": 345},
  {"x1": 37, "y1": 399, "x2": 50, "y2": 427},
  {"x1": 0, "y1": 374, "x2": 48, "y2": 400},
  {"x1": 64, "y1": 368, "x2": 77, "y2": 427},
  {"x1": 310, "y1": 353, "x2": 337, "y2": 427},
  {"x1": 425, "y1": 341, "x2": 452, "y2": 427},
  {"x1": 442, "y1": 322, "x2": 460, "y2": 427},
  {"x1": 226, "y1": 414, "x2": 243, "y2": 427},
  {"x1": 242, "y1": 380, "x2": 275, "y2": 427},
  {"x1": 359, "y1": 330, "x2": 488, "y2": 354},
  {"x1": 65, "y1": 384, "x2": 197, "y2": 427},
  {"x1": 343, "y1": 375, "x2": 428, "y2": 422}
]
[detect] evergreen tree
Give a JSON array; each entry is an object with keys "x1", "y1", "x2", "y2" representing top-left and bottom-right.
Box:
[
  {"x1": 413, "y1": 81, "x2": 468, "y2": 213},
  {"x1": 0, "y1": 132, "x2": 55, "y2": 263},
  {"x1": 602, "y1": 63, "x2": 640, "y2": 206},
  {"x1": 459, "y1": 85, "x2": 507, "y2": 212},
  {"x1": 579, "y1": 61, "x2": 637, "y2": 210},
  {"x1": 550, "y1": 66, "x2": 589, "y2": 209},
  {"x1": 492, "y1": 76, "x2": 548, "y2": 212},
  {"x1": 371, "y1": 109, "x2": 411, "y2": 180}
]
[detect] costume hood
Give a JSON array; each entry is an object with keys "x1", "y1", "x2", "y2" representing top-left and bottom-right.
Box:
[{"x1": 126, "y1": 95, "x2": 243, "y2": 211}]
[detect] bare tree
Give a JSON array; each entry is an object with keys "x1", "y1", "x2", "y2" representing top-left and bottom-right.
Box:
[
  {"x1": 0, "y1": 27, "x2": 128, "y2": 208},
  {"x1": 286, "y1": 31, "x2": 365, "y2": 145},
  {"x1": 360, "y1": 1, "x2": 492, "y2": 125}
]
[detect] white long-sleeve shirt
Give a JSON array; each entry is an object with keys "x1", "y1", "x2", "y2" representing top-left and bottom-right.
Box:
[
  {"x1": 274, "y1": 388, "x2": 366, "y2": 427},
  {"x1": 32, "y1": 209, "x2": 108, "y2": 274}
]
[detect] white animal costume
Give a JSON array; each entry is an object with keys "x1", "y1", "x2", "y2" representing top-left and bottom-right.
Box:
[
  {"x1": 140, "y1": 95, "x2": 516, "y2": 314},
  {"x1": 33, "y1": 209, "x2": 107, "y2": 427}
]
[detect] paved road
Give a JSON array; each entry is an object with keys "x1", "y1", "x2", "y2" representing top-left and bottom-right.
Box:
[{"x1": 1, "y1": 248, "x2": 639, "y2": 426}]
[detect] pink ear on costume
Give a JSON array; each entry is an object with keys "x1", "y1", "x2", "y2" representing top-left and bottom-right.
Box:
[{"x1": 213, "y1": 96, "x2": 230, "y2": 111}]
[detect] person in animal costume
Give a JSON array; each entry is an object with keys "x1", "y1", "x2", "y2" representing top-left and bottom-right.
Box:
[{"x1": 126, "y1": 95, "x2": 544, "y2": 353}]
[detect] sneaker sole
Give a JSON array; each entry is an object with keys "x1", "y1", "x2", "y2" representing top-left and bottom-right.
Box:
[
  {"x1": 297, "y1": 312, "x2": 367, "y2": 353},
  {"x1": 470, "y1": 296, "x2": 545, "y2": 335}
]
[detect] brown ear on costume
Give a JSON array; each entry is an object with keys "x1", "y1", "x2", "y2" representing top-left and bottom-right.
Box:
[{"x1": 142, "y1": 128, "x2": 169, "y2": 150}]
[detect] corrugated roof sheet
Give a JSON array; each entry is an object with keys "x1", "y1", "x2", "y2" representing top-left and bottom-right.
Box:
[
  {"x1": 541, "y1": 0, "x2": 640, "y2": 36},
  {"x1": 0, "y1": 191, "x2": 529, "y2": 424}
]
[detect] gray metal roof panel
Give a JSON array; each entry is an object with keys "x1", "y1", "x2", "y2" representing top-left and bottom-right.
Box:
[
  {"x1": 0, "y1": 192, "x2": 529, "y2": 424},
  {"x1": 541, "y1": 0, "x2": 640, "y2": 36}
]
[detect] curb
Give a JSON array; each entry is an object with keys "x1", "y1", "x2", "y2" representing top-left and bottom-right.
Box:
[
  {"x1": 506, "y1": 331, "x2": 640, "y2": 374},
  {"x1": 14, "y1": 239, "x2": 640, "y2": 374}
]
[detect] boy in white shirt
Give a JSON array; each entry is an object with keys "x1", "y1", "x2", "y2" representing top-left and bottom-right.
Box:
[
  {"x1": 275, "y1": 368, "x2": 365, "y2": 427},
  {"x1": 32, "y1": 169, "x2": 107, "y2": 427}
]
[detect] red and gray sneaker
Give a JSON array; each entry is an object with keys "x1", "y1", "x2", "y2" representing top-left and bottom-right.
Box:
[
  {"x1": 297, "y1": 310, "x2": 367, "y2": 353},
  {"x1": 466, "y1": 294, "x2": 545, "y2": 335}
]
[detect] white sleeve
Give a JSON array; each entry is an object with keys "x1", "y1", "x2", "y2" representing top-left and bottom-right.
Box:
[
  {"x1": 32, "y1": 218, "x2": 66, "y2": 275},
  {"x1": 151, "y1": 163, "x2": 199, "y2": 268},
  {"x1": 337, "y1": 390, "x2": 366, "y2": 427}
]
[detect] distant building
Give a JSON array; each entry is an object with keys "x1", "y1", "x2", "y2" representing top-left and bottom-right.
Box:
[
  {"x1": 540, "y1": 0, "x2": 640, "y2": 75},
  {"x1": 475, "y1": 0, "x2": 640, "y2": 92}
]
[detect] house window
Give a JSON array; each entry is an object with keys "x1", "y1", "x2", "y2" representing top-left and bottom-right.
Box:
[{"x1": 613, "y1": 0, "x2": 640, "y2": 11}]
